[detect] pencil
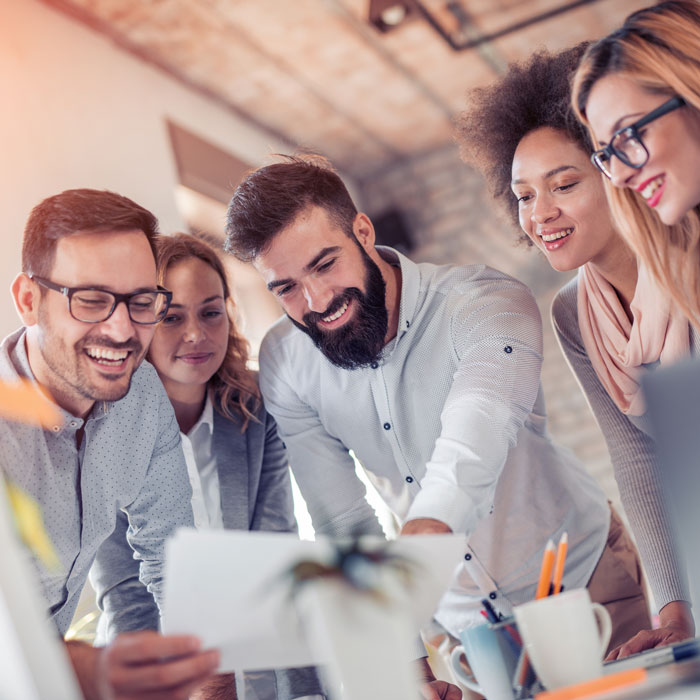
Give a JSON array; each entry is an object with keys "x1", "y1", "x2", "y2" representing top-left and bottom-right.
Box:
[
  {"x1": 535, "y1": 539, "x2": 556, "y2": 599},
  {"x1": 552, "y1": 532, "x2": 568, "y2": 595}
]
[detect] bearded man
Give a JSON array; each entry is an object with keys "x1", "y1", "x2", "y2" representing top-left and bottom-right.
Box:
[{"x1": 224, "y1": 156, "x2": 645, "y2": 676}]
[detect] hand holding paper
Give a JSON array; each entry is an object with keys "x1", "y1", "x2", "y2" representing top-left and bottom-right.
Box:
[{"x1": 162, "y1": 530, "x2": 466, "y2": 700}]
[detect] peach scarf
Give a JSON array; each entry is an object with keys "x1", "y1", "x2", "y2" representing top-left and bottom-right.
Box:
[{"x1": 577, "y1": 263, "x2": 689, "y2": 416}]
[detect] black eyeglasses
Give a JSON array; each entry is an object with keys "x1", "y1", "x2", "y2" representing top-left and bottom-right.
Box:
[
  {"x1": 30, "y1": 276, "x2": 172, "y2": 325},
  {"x1": 591, "y1": 95, "x2": 686, "y2": 179}
]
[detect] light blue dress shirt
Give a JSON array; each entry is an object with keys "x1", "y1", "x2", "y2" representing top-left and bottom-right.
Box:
[{"x1": 0, "y1": 328, "x2": 194, "y2": 635}]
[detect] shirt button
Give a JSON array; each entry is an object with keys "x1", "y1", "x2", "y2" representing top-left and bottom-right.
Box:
[
  {"x1": 383, "y1": 422, "x2": 391, "y2": 430},
  {"x1": 371, "y1": 362, "x2": 379, "y2": 369},
  {"x1": 464, "y1": 553, "x2": 472, "y2": 561},
  {"x1": 52, "y1": 425, "x2": 60, "y2": 433},
  {"x1": 489, "y1": 591, "x2": 497, "y2": 600},
  {"x1": 405, "y1": 476, "x2": 413, "y2": 483},
  {"x1": 70, "y1": 421, "x2": 78, "y2": 428},
  {"x1": 504, "y1": 346, "x2": 513, "y2": 354}
]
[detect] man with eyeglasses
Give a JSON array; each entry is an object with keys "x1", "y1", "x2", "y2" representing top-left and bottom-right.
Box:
[{"x1": 1, "y1": 189, "x2": 219, "y2": 699}]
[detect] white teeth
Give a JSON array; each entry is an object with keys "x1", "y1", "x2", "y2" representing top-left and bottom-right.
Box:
[
  {"x1": 86, "y1": 348, "x2": 128, "y2": 362},
  {"x1": 322, "y1": 300, "x2": 349, "y2": 323},
  {"x1": 541, "y1": 228, "x2": 573, "y2": 242},
  {"x1": 641, "y1": 176, "x2": 664, "y2": 200}
]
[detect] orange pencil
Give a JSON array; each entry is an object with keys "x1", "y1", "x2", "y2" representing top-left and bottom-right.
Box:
[
  {"x1": 535, "y1": 539, "x2": 556, "y2": 599},
  {"x1": 552, "y1": 532, "x2": 568, "y2": 595}
]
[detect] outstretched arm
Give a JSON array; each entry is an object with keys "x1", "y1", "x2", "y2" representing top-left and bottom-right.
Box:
[{"x1": 404, "y1": 278, "x2": 544, "y2": 536}]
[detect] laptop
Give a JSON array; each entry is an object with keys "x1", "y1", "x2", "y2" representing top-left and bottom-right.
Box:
[
  {"x1": 643, "y1": 356, "x2": 700, "y2": 618},
  {"x1": 600, "y1": 359, "x2": 700, "y2": 676}
]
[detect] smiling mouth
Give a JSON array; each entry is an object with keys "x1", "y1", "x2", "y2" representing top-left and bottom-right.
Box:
[
  {"x1": 639, "y1": 176, "x2": 664, "y2": 202},
  {"x1": 540, "y1": 228, "x2": 573, "y2": 242},
  {"x1": 85, "y1": 347, "x2": 130, "y2": 367},
  {"x1": 321, "y1": 299, "x2": 349, "y2": 324}
]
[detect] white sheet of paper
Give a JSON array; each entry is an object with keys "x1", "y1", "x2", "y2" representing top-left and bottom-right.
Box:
[{"x1": 161, "y1": 530, "x2": 465, "y2": 672}]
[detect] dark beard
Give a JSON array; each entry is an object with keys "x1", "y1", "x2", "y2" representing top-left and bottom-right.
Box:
[{"x1": 289, "y1": 248, "x2": 388, "y2": 370}]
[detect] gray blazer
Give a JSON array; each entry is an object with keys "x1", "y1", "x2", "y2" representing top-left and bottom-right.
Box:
[{"x1": 90, "y1": 400, "x2": 324, "y2": 700}]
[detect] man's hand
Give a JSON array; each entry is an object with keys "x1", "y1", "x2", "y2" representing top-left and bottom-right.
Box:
[
  {"x1": 401, "y1": 518, "x2": 452, "y2": 536},
  {"x1": 420, "y1": 679, "x2": 463, "y2": 700},
  {"x1": 415, "y1": 656, "x2": 462, "y2": 700},
  {"x1": 67, "y1": 630, "x2": 220, "y2": 700},
  {"x1": 605, "y1": 600, "x2": 694, "y2": 660}
]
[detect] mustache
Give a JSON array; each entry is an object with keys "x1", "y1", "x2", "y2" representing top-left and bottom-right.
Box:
[{"x1": 78, "y1": 336, "x2": 143, "y2": 354}]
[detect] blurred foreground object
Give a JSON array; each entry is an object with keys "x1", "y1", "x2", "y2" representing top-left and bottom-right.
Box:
[{"x1": 0, "y1": 378, "x2": 62, "y2": 429}]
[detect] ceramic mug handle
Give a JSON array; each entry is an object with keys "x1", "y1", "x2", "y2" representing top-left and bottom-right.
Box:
[
  {"x1": 592, "y1": 603, "x2": 612, "y2": 655},
  {"x1": 449, "y1": 645, "x2": 482, "y2": 693}
]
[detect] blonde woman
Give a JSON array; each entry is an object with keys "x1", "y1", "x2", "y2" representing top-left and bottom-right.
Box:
[
  {"x1": 90, "y1": 234, "x2": 325, "y2": 700},
  {"x1": 572, "y1": 0, "x2": 700, "y2": 322}
]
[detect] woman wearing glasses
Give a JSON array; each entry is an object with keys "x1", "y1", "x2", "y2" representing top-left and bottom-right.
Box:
[
  {"x1": 458, "y1": 43, "x2": 695, "y2": 658},
  {"x1": 572, "y1": 0, "x2": 700, "y2": 322},
  {"x1": 90, "y1": 234, "x2": 324, "y2": 700}
]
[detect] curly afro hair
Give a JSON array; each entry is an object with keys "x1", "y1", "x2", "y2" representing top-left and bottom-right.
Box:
[{"x1": 457, "y1": 43, "x2": 592, "y2": 245}]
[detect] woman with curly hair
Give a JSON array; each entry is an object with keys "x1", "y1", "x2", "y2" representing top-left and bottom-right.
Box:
[
  {"x1": 572, "y1": 0, "x2": 700, "y2": 323},
  {"x1": 458, "y1": 43, "x2": 695, "y2": 658},
  {"x1": 90, "y1": 233, "x2": 325, "y2": 700}
]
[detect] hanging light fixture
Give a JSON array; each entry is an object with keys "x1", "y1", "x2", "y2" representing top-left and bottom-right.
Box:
[{"x1": 368, "y1": 0, "x2": 603, "y2": 51}]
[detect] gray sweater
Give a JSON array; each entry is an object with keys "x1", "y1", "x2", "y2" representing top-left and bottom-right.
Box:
[{"x1": 552, "y1": 275, "x2": 697, "y2": 611}]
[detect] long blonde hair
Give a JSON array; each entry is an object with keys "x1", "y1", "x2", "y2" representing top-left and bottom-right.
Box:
[
  {"x1": 154, "y1": 233, "x2": 260, "y2": 430},
  {"x1": 572, "y1": 0, "x2": 700, "y2": 325}
]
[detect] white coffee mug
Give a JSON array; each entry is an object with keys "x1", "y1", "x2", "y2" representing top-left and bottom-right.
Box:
[
  {"x1": 514, "y1": 588, "x2": 612, "y2": 690},
  {"x1": 449, "y1": 623, "x2": 518, "y2": 700}
]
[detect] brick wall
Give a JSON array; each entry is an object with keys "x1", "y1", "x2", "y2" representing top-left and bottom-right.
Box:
[{"x1": 358, "y1": 144, "x2": 620, "y2": 507}]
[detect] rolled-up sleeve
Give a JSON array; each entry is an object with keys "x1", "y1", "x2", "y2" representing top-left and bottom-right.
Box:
[{"x1": 90, "y1": 510, "x2": 160, "y2": 640}]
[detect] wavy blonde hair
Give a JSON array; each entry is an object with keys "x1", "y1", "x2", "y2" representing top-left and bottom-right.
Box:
[
  {"x1": 572, "y1": 0, "x2": 700, "y2": 325},
  {"x1": 154, "y1": 233, "x2": 260, "y2": 430}
]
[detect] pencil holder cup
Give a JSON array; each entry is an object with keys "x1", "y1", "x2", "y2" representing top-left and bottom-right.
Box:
[
  {"x1": 449, "y1": 619, "x2": 521, "y2": 700},
  {"x1": 514, "y1": 588, "x2": 611, "y2": 690}
]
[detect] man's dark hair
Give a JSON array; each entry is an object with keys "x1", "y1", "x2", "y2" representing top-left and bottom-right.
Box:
[
  {"x1": 457, "y1": 43, "x2": 592, "y2": 244},
  {"x1": 22, "y1": 188, "x2": 159, "y2": 277},
  {"x1": 225, "y1": 154, "x2": 358, "y2": 262}
]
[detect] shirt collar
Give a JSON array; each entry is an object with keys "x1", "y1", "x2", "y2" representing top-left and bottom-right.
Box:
[
  {"x1": 10, "y1": 329, "x2": 108, "y2": 434},
  {"x1": 376, "y1": 246, "x2": 420, "y2": 347},
  {"x1": 187, "y1": 391, "x2": 215, "y2": 439}
]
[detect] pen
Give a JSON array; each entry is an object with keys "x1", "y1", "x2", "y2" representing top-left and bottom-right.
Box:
[
  {"x1": 535, "y1": 539, "x2": 556, "y2": 599},
  {"x1": 552, "y1": 532, "x2": 568, "y2": 595},
  {"x1": 605, "y1": 638, "x2": 700, "y2": 673},
  {"x1": 481, "y1": 597, "x2": 500, "y2": 623}
]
